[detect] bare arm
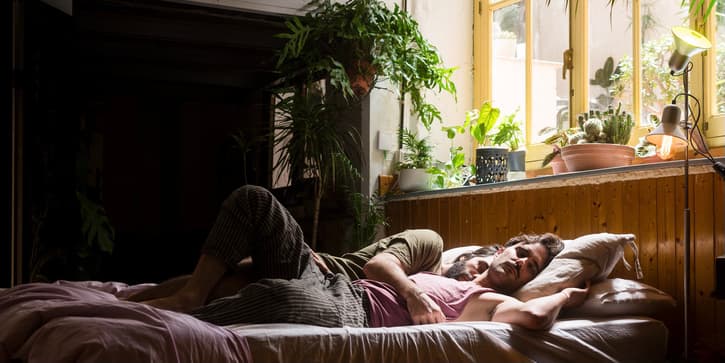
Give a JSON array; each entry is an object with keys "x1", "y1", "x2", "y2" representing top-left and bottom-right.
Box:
[
  {"x1": 363, "y1": 253, "x2": 446, "y2": 324},
  {"x1": 456, "y1": 283, "x2": 590, "y2": 330}
]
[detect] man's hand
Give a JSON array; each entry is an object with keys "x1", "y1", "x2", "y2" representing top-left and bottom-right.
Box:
[
  {"x1": 560, "y1": 280, "x2": 590, "y2": 308},
  {"x1": 404, "y1": 289, "x2": 446, "y2": 325},
  {"x1": 311, "y1": 252, "x2": 332, "y2": 275}
]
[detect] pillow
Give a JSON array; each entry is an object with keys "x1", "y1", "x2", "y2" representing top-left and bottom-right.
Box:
[
  {"x1": 512, "y1": 233, "x2": 643, "y2": 301},
  {"x1": 561, "y1": 278, "x2": 676, "y2": 317},
  {"x1": 441, "y1": 245, "x2": 483, "y2": 265}
]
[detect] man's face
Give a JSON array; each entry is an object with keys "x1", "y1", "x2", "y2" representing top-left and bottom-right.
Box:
[{"x1": 484, "y1": 242, "x2": 548, "y2": 293}]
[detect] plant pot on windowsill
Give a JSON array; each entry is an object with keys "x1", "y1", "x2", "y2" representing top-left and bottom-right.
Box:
[
  {"x1": 560, "y1": 143, "x2": 635, "y2": 172},
  {"x1": 549, "y1": 152, "x2": 568, "y2": 174},
  {"x1": 476, "y1": 146, "x2": 509, "y2": 184},
  {"x1": 398, "y1": 168, "x2": 432, "y2": 192}
]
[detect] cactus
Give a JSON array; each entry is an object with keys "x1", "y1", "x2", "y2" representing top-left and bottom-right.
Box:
[{"x1": 572, "y1": 103, "x2": 633, "y2": 145}]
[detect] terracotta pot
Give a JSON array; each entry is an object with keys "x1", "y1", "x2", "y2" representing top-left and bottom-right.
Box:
[
  {"x1": 346, "y1": 59, "x2": 376, "y2": 98},
  {"x1": 561, "y1": 143, "x2": 635, "y2": 172},
  {"x1": 549, "y1": 153, "x2": 568, "y2": 174}
]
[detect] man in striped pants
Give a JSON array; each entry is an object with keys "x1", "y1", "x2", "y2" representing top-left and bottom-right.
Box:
[{"x1": 143, "y1": 184, "x2": 376, "y2": 326}]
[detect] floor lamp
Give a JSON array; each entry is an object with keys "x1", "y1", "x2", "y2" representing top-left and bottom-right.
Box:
[{"x1": 645, "y1": 26, "x2": 711, "y2": 362}]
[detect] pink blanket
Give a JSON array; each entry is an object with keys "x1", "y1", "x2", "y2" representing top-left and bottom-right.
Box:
[{"x1": 0, "y1": 281, "x2": 251, "y2": 363}]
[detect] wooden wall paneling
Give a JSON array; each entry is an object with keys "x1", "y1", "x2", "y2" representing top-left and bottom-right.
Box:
[
  {"x1": 385, "y1": 201, "x2": 402, "y2": 235},
  {"x1": 636, "y1": 179, "x2": 660, "y2": 286},
  {"x1": 607, "y1": 180, "x2": 636, "y2": 280},
  {"x1": 470, "y1": 194, "x2": 485, "y2": 246},
  {"x1": 491, "y1": 191, "x2": 509, "y2": 243},
  {"x1": 618, "y1": 179, "x2": 644, "y2": 281},
  {"x1": 446, "y1": 196, "x2": 461, "y2": 245},
  {"x1": 552, "y1": 186, "x2": 576, "y2": 239},
  {"x1": 714, "y1": 176, "x2": 725, "y2": 351},
  {"x1": 573, "y1": 184, "x2": 593, "y2": 237},
  {"x1": 693, "y1": 173, "x2": 715, "y2": 347},
  {"x1": 656, "y1": 176, "x2": 679, "y2": 298},
  {"x1": 425, "y1": 198, "x2": 440, "y2": 241},
  {"x1": 507, "y1": 189, "x2": 528, "y2": 236},
  {"x1": 438, "y1": 197, "x2": 451, "y2": 245},
  {"x1": 459, "y1": 195, "x2": 472, "y2": 246},
  {"x1": 412, "y1": 199, "x2": 427, "y2": 229},
  {"x1": 526, "y1": 188, "x2": 548, "y2": 235}
]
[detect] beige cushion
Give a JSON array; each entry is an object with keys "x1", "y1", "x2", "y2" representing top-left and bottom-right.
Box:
[
  {"x1": 441, "y1": 245, "x2": 483, "y2": 265},
  {"x1": 512, "y1": 233, "x2": 643, "y2": 301},
  {"x1": 561, "y1": 278, "x2": 676, "y2": 317}
]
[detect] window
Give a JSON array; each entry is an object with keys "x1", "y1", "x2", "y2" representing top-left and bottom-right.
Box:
[{"x1": 475, "y1": 0, "x2": 722, "y2": 167}]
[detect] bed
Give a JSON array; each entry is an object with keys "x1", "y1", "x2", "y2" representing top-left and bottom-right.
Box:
[{"x1": 0, "y1": 233, "x2": 674, "y2": 363}]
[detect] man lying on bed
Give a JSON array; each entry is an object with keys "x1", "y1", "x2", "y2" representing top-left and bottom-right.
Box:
[
  {"x1": 142, "y1": 185, "x2": 589, "y2": 330},
  {"x1": 129, "y1": 186, "x2": 499, "y2": 324}
]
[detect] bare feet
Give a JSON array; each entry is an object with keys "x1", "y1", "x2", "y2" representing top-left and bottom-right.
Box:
[{"x1": 142, "y1": 291, "x2": 204, "y2": 313}]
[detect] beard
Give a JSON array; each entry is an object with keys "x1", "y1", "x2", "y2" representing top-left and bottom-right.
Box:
[{"x1": 443, "y1": 261, "x2": 472, "y2": 281}]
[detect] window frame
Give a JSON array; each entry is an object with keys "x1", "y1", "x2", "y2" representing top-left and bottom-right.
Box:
[{"x1": 473, "y1": 0, "x2": 723, "y2": 168}]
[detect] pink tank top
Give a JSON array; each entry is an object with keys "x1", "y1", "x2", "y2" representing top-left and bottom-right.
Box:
[{"x1": 354, "y1": 272, "x2": 494, "y2": 327}]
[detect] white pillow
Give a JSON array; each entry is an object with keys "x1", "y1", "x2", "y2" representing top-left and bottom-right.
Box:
[
  {"x1": 513, "y1": 233, "x2": 643, "y2": 301},
  {"x1": 441, "y1": 245, "x2": 483, "y2": 265},
  {"x1": 561, "y1": 278, "x2": 676, "y2": 317}
]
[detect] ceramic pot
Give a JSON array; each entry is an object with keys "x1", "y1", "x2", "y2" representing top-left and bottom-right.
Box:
[
  {"x1": 398, "y1": 168, "x2": 431, "y2": 192},
  {"x1": 561, "y1": 143, "x2": 635, "y2": 172},
  {"x1": 508, "y1": 150, "x2": 526, "y2": 172},
  {"x1": 549, "y1": 153, "x2": 568, "y2": 174},
  {"x1": 475, "y1": 147, "x2": 508, "y2": 184}
]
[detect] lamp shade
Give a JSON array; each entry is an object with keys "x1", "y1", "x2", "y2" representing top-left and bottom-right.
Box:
[
  {"x1": 646, "y1": 104, "x2": 687, "y2": 146},
  {"x1": 669, "y1": 26, "x2": 712, "y2": 73}
]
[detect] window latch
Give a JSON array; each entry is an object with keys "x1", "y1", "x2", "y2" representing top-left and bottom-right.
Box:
[{"x1": 562, "y1": 49, "x2": 573, "y2": 80}]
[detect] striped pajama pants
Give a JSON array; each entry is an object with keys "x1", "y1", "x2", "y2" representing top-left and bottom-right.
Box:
[{"x1": 189, "y1": 185, "x2": 368, "y2": 328}]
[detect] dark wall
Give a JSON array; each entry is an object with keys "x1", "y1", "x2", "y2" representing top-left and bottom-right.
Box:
[
  {"x1": 2, "y1": 0, "x2": 12, "y2": 288},
  {"x1": 19, "y1": 0, "x2": 286, "y2": 284}
]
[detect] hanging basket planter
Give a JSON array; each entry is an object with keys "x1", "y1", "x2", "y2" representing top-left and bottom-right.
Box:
[{"x1": 560, "y1": 143, "x2": 635, "y2": 172}]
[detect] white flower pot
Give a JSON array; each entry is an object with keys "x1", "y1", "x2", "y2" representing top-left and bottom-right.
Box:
[{"x1": 398, "y1": 168, "x2": 431, "y2": 192}]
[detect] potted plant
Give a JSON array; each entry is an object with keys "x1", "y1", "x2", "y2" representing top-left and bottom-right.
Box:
[
  {"x1": 466, "y1": 101, "x2": 508, "y2": 184},
  {"x1": 429, "y1": 124, "x2": 474, "y2": 189},
  {"x1": 395, "y1": 128, "x2": 434, "y2": 192},
  {"x1": 271, "y1": 0, "x2": 456, "y2": 246},
  {"x1": 491, "y1": 108, "x2": 525, "y2": 173},
  {"x1": 559, "y1": 103, "x2": 636, "y2": 171},
  {"x1": 274, "y1": 0, "x2": 457, "y2": 130},
  {"x1": 538, "y1": 126, "x2": 577, "y2": 174}
]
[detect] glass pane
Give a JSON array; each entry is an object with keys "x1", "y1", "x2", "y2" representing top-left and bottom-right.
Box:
[
  {"x1": 532, "y1": 0, "x2": 569, "y2": 142},
  {"x1": 717, "y1": 2, "x2": 725, "y2": 114},
  {"x1": 589, "y1": 0, "x2": 633, "y2": 117},
  {"x1": 492, "y1": 2, "x2": 526, "y2": 141},
  {"x1": 604, "y1": 1, "x2": 688, "y2": 125}
]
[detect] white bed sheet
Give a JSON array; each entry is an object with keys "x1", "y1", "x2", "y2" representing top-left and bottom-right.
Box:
[{"x1": 227, "y1": 317, "x2": 667, "y2": 363}]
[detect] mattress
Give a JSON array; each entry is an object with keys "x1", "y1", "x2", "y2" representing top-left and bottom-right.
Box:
[{"x1": 227, "y1": 317, "x2": 667, "y2": 363}]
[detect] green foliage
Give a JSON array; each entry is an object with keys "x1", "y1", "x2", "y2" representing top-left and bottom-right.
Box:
[
  {"x1": 430, "y1": 123, "x2": 472, "y2": 189},
  {"x1": 545, "y1": 0, "x2": 719, "y2": 22},
  {"x1": 610, "y1": 35, "x2": 681, "y2": 120},
  {"x1": 275, "y1": 0, "x2": 457, "y2": 130},
  {"x1": 347, "y1": 191, "x2": 388, "y2": 249},
  {"x1": 591, "y1": 57, "x2": 616, "y2": 89},
  {"x1": 491, "y1": 108, "x2": 524, "y2": 151},
  {"x1": 467, "y1": 101, "x2": 501, "y2": 147},
  {"x1": 396, "y1": 128, "x2": 434, "y2": 170},
  {"x1": 272, "y1": 89, "x2": 360, "y2": 190}
]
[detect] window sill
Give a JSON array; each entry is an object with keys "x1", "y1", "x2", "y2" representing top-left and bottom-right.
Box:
[{"x1": 386, "y1": 156, "x2": 724, "y2": 201}]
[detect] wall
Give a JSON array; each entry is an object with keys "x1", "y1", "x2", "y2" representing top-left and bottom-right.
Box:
[
  {"x1": 384, "y1": 163, "x2": 725, "y2": 360},
  {"x1": 366, "y1": 0, "x2": 474, "y2": 196}
]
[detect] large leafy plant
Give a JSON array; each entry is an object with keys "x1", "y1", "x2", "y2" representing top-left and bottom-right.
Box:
[
  {"x1": 275, "y1": 0, "x2": 457, "y2": 130},
  {"x1": 396, "y1": 128, "x2": 434, "y2": 170},
  {"x1": 466, "y1": 101, "x2": 502, "y2": 147}
]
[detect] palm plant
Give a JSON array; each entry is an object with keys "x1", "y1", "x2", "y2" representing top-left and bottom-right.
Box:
[{"x1": 272, "y1": 88, "x2": 360, "y2": 248}]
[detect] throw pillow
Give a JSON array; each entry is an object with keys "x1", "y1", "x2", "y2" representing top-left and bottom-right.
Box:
[
  {"x1": 512, "y1": 233, "x2": 643, "y2": 301},
  {"x1": 561, "y1": 278, "x2": 676, "y2": 317}
]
